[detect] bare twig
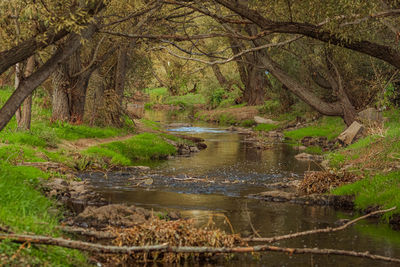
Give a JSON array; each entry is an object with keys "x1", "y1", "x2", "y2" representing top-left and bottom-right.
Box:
[
  {"x1": 243, "y1": 207, "x2": 396, "y2": 243},
  {"x1": 57, "y1": 226, "x2": 117, "y2": 239},
  {"x1": 158, "y1": 35, "x2": 302, "y2": 66}
]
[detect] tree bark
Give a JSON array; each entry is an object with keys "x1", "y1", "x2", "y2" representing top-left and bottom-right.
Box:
[
  {"x1": 0, "y1": 30, "x2": 69, "y2": 76},
  {"x1": 243, "y1": 62, "x2": 266, "y2": 105},
  {"x1": 259, "y1": 53, "x2": 343, "y2": 116},
  {"x1": 211, "y1": 64, "x2": 229, "y2": 89},
  {"x1": 103, "y1": 45, "x2": 128, "y2": 127},
  {"x1": 18, "y1": 55, "x2": 35, "y2": 130},
  {"x1": 0, "y1": 24, "x2": 97, "y2": 132},
  {"x1": 214, "y1": 0, "x2": 400, "y2": 69}
]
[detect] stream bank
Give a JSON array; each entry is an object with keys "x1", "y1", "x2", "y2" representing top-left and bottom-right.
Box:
[{"x1": 73, "y1": 110, "x2": 400, "y2": 266}]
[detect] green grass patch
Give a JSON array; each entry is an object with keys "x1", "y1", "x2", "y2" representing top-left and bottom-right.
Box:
[
  {"x1": 140, "y1": 119, "x2": 162, "y2": 131},
  {"x1": 0, "y1": 162, "x2": 88, "y2": 265},
  {"x1": 254, "y1": 123, "x2": 279, "y2": 132},
  {"x1": 240, "y1": 119, "x2": 256, "y2": 127},
  {"x1": 84, "y1": 133, "x2": 176, "y2": 166},
  {"x1": 284, "y1": 116, "x2": 345, "y2": 143},
  {"x1": 304, "y1": 146, "x2": 323, "y2": 155},
  {"x1": 332, "y1": 171, "x2": 400, "y2": 220}
]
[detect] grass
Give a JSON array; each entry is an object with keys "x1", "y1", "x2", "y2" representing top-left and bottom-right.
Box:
[
  {"x1": 254, "y1": 123, "x2": 279, "y2": 132},
  {"x1": 328, "y1": 109, "x2": 400, "y2": 221},
  {"x1": 0, "y1": 162, "x2": 88, "y2": 266},
  {"x1": 140, "y1": 118, "x2": 162, "y2": 131},
  {"x1": 284, "y1": 116, "x2": 345, "y2": 143},
  {"x1": 332, "y1": 171, "x2": 400, "y2": 220},
  {"x1": 84, "y1": 133, "x2": 177, "y2": 166}
]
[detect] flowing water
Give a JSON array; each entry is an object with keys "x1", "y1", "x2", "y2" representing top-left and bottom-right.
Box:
[{"x1": 81, "y1": 111, "x2": 400, "y2": 266}]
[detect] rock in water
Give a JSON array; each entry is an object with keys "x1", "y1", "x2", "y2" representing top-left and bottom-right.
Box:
[
  {"x1": 337, "y1": 121, "x2": 364, "y2": 145},
  {"x1": 254, "y1": 116, "x2": 278, "y2": 125}
]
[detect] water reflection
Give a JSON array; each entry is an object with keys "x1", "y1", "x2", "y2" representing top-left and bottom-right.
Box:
[{"x1": 80, "y1": 110, "x2": 400, "y2": 266}]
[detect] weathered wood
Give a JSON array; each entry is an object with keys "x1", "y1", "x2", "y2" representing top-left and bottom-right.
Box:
[{"x1": 0, "y1": 233, "x2": 399, "y2": 263}]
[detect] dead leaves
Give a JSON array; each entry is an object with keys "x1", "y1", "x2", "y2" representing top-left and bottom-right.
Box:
[{"x1": 299, "y1": 171, "x2": 361, "y2": 194}]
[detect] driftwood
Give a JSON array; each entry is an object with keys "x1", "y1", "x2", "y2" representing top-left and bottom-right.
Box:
[
  {"x1": 243, "y1": 206, "x2": 396, "y2": 243},
  {"x1": 0, "y1": 233, "x2": 399, "y2": 263}
]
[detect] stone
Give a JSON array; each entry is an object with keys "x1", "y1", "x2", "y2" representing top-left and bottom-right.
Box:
[
  {"x1": 357, "y1": 107, "x2": 382, "y2": 125},
  {"x1": 254, "y1": 116, "x2": 278, "y2": 125},
  {"x1": 337, "y1": 121, "x2": 364, "y2": 145},
  {"x1": 298, "y1": 146, "x2": 307, "y2": 151},
  {"x1": 294, "y1": 153, "x2": 323, "y2": 161},
  {"x1": 189, "y1": 146, "x2": 200, "y2": 153}
]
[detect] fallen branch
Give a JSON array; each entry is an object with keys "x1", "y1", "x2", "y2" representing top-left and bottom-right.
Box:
[
  {"x1": 57, "y1": 226, "x2": 117, "y2": 239},
  {"x1": 243, "y1": 207, "x2": 396, "y2": 243},
  {"x1": 0, "y1": 233, "x2": 399, "y2": 263}
]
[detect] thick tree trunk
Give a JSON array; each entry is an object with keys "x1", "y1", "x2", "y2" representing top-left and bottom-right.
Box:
[
  {"x1": 104, "y1": 45, "x2": 128, "y2": 127},
  {"x1": 243, "y1": 64, "x2": 266, "y2": 105},
  {"x1": 0, "y1": 25, "x2": 97, "y2": 132},
  {"x1": 51, "y1": 66, "x2": 71, "y2": 122},
  {"x1": 17, "y1": 55, "x2": 35, "y2": 130}
]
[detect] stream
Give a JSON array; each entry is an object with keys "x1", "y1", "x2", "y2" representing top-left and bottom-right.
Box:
[{"x1": 81, "y1": 111, "x2": 400, "y2": 266}]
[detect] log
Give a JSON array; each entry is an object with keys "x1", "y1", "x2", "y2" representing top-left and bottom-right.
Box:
[{"x1": 0, "y1": 233, "x2": 399, "y2": 263}]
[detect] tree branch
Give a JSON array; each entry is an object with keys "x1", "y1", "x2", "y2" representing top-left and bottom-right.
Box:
[{"x1": 244, "y1": 207, "x2": 396, "y2": 243}]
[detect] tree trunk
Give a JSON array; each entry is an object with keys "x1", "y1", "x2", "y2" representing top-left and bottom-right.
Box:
[
  {"x1": 0, "y1": 24, "x2": 97, "y2": 132},
  {"x1": 259, "y1": 53, "x2": 343, "y2": 116},
  {"x1": 211, "y1": 64, "x2": 229, "y2": 89},
  {"x1": 15, "y1": 63, "x2": 22, "y2": 123},
  {"x1": 104, "y1": 45, "x2": 128, "y2": 127},
  {"x1": 51, "y1": 65, "x2": 71, "y2": 122},
  {"x1": 243, "y1": 60, "x2": 266, "y2": 105},
  {"x1": 17, "y1": 55, "x2": 35, "y2": 130}
]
